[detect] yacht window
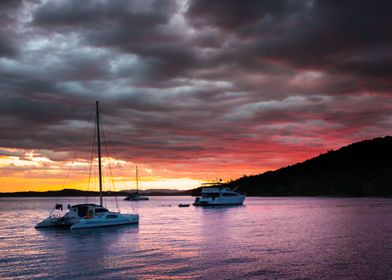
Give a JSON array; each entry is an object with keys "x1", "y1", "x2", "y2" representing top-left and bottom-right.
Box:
[
  {"x1": 107, "y1": 214, "x2": 118, "y2": 219},
  {"x1": 202, "y1": 193, "x2": 219, "y2": 198},
  {"x1": 222, "y1": 193, "x2": 238, "y2": 196},
  {"x1": 95, "y1": 208, "x2": 109, "y2": 214}
]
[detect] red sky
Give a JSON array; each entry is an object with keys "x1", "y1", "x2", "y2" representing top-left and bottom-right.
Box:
[{"x1": 0, "y1": 0, "x2": 391, "y2": 192}]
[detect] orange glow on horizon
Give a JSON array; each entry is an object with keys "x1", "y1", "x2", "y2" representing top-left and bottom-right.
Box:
[
  {"x1": 0, "y1": 143, "x2": 320, "y2": 193},
  {"x1": 0, "y1": 149, "x2": 209, "y2": 192}
]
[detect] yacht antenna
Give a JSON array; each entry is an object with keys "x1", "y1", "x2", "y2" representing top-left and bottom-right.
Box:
[{"x1": 96, "y1": 101, "x2": 103, "y2": 207}]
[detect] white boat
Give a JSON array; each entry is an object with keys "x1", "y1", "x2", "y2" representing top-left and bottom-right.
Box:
[
  {"x1": 193, "y1": 187, "x2": 245, "y2": 206},
  {"x1": 71, "y1": 211, "x2": 139, "y2": 229},
  {"x1": 36, "y1": 101, "x2": 139, "y2": 229},
  {"x1": 35, "y1": 204, "x2": 110, "y2": 228},
  {"x1": 124, "y1": 193, "x2": 149, "y2": 201},
  {"x1": 124, "y1": 166, "x2": 149, "y2": 201}
]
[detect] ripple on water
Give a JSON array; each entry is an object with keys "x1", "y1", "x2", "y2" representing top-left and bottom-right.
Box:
[{"x1": 1, "y1": 197, "x2": 392, "y2": 280}]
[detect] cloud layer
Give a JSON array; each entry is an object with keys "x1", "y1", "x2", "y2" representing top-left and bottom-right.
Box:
[{"x1": 0, "y1": 0, "x2": 391, "y2": 189}]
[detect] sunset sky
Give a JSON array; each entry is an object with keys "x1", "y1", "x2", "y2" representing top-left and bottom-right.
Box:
[{"x1": 0, "y1": 0, "x2": 391, "y2": 192}]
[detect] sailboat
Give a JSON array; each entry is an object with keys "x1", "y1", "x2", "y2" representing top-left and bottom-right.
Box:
[
  {"x1": 124, "y1": 166, "x2": 149, "y2": 201},
  {"x1": 35, "y1": 101, "x2": 139, "y2": 229}
]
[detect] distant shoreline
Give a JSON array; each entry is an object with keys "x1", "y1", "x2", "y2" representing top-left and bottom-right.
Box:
[
  {"x1": 1, "y1": 190, "x2": 391, "y2": 198},
  {"x1": 0, "y1": 188, "x2": 193, "y2": 197}
]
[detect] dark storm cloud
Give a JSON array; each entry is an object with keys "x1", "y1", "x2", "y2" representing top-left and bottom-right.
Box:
[
  {"x1": 0, "y1": 0, "x2": 391, "y2": 175},
  {"x1": 187, "y1": 0, "x2": 288, "y2": 29},
  {"x1": 0, "y1": 37, "x2": 17, "y2": 58},
  {"x1": 33, "y1": 0, "x2": 174, "y2": 28},
  {"x1": 31, "y1": 0, "x2": 194, "y2": 84},
  {"x1": 187, "y1": 0, "x2": 392, "y2": 82},
  {"x1": 0, "y1": 0, "x2": 25, "y2": 57}
]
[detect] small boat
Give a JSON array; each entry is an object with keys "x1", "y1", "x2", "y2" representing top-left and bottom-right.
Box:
[
  {"x1": 124, "y1": 166, "x2": 149, "y2": 201},
  {"x1": 36, "y1": 101, "x2": 139, "y2": 229},
  {"x1": 178, "y1": 204, "x2": 190, "y2": 207},
  {"x1": 193, "y1": 187, "x2": 245, "y2": 206},
  {"x1": 124, "y1": 193, "x2": 149, "y2": 201}
]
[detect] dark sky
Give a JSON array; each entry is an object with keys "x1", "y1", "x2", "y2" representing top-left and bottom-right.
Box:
[{"x1": 0, "y1": 0, "x2": 391, "y2": 189}]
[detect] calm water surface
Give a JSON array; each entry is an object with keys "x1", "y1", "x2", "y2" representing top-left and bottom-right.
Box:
[{"x1": 0, "y1": 197, "x2": 392, "y2": 279}]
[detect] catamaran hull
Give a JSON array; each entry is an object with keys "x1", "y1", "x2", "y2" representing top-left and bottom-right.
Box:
[
  {"x1": 35, "y1": 217, "x2": 64, "y2": 228},
  {"x1": 35, "y1": 216, "x2": 79, "y2": 228},
  {"x1": 70, "y1": 215, "x2": 139, "y2": 229}
]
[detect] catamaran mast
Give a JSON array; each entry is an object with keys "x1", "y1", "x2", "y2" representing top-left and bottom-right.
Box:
[{"x1": 96, "y1": 101, "x2": 103, "y2": 207}]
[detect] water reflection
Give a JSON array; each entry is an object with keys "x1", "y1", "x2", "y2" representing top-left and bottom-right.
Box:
[
  {"x1": 70, "y1": 224, "x2": 139, "y2": 236},
  {"x1": 1, "y1": 197, "x2": 392, "y2": 279}
]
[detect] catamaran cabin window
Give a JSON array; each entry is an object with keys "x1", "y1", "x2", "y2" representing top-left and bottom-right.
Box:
[
  {"x1": 77, "y1": 206, "x2": 89, "y2": 217},
  {"x1": 95, "y1": 208, "x2": 109, "y2": 214}
]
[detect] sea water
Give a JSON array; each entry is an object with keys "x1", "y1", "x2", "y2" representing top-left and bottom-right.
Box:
[{"x1": 0, "y1": 197, "x2": 392, "y2": 279}]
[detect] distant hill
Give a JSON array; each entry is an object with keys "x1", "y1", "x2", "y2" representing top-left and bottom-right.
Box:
[
  {"x1": 127, "y1": 189, "x2": 192, "y2": 196},
  {"x1": 124, "y1": 188, "x2": 191, "y2": 195},
  {"x1": 0, "y1": 189, "x2": 127, "y2": 197},
  {"x1": 0, "y1": 188, "x2": 191, "y2": 197},
  {"x1": 193, "y1": 136, "x2": 392, "y2": 196}
]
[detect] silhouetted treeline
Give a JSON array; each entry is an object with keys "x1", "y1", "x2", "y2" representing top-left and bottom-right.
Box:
[
  {"x1": 0, "y1": 189, "x2": 129, "y2": 197},
  {"x1": 193, "y1": 136, "x2": 392, "y2": 196}
]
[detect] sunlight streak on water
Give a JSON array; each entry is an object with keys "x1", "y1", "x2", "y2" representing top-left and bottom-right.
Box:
[{"x1": 0, "y1": 197, "x2": 392, "y2": 279}]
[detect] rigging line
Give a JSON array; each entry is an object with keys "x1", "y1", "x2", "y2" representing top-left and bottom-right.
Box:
[
  {"x1": 105, "y1": 140, "x2": 135, "y2": 212},
  {"x1": 100, "y1": 114, "x2": 120, "y2": 212},
  {"x1": 100, "y1": 113, "x2": 135, "y2": 212},
  {"x1": 86, "y1": 121, "x2": 97, "y2": 204},
  {"x1": 59, "y1": 108, "x2": 95, "y2": 189},
  {"x1": 106, "y1": 146, "x2": 120, "y2": 212},
  {"x1": 50, "y1": 107, "x2": 95, "y2": 215},
  {"x1": 99, "y1": 112, "x2": 136, "y2": 213},
  {"x1": 91, "y1": 150, "x2": 97, "y2": 206}
]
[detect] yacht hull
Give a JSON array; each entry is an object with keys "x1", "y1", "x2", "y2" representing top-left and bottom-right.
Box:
[
  {"x1": 193, "y1": 202, "x2": 244, "y2": 206},
  {"x1": 193, "y1": 194, "x2": 246, "y2": 206}
]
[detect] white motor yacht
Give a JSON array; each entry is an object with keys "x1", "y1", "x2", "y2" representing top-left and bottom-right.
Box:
[{"x1": 193, "y1": 187, "x2": 245, "y2": 206}]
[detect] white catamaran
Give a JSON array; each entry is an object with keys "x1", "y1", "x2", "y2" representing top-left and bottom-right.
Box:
[{"x1": 35, "y1": 101, "x2": 139, "y2": 229}]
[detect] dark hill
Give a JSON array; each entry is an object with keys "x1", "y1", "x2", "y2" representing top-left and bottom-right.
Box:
[{"x1": 222, "y1": 136, "x2": 392, "y2": 196}]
